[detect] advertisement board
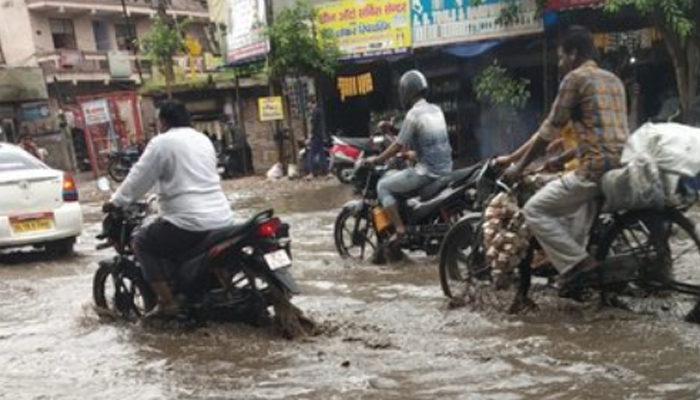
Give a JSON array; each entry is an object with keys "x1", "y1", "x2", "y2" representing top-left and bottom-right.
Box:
[
  {"x1": 547, "y1": 0, "x2": 605, "y2": 10},
  {"x1": 258, "y1": 97, "x2": 284, "y2": 122},
  {"x1": 317, "y1": 0, "x2": 411, "y2": 59},
  {"x1": 226, "y1": 0, "x2": 270, "y2": 65},
  {"x1": 81, "y1": 99, "x2": 111, "y2": 126},
  {"x1": 411, "y1": 0, "x2": 543, "y2": 48}
]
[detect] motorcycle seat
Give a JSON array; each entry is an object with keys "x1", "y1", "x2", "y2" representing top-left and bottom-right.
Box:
[
  {"x1": 417, "y1": 165, "x2": 481, "y2": 201},
  {"x1": 183, "y1": 210, "x2": 275, "y2": 260},
  {"x1": 336, "y1": 137, "x2": 373, "y2": 151}
]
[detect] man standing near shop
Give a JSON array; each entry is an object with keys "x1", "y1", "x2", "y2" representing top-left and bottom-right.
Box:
[{"x1": 304, "y1": 99, "x2": 328, "y2": 179}]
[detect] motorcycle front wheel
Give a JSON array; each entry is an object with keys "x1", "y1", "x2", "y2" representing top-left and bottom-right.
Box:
[
  {"x1": 93, "y1": 262, "x2": 156, "y2": 320},
  {"x1": 334, "y1": 166, "x2": 354, "y2": 184},
  {"x1": 107, "y1": 159, "x2": 129, "y2": 182},
  {"x1": 334, "y1": 205, "x2": 378, "y2": 261}
]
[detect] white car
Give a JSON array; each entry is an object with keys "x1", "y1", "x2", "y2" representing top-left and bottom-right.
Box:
[{"x1": 0, "y1": 143, "x2": 82, "y2": 255}]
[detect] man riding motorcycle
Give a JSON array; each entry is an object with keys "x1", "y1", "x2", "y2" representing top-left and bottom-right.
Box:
[
  {"x1": 501, "y1": 26, "x2": 629, "y2": 292},
  {"x1": 366, "y1": 70, "x2": 453, "y2": 245},
  {"x1": 105, "y1": 100, "x2": 234, "y2": 318}
]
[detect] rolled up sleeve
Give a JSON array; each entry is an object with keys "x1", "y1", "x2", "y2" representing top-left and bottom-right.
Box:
[{"x1": 538, "y1": 74, "x2": 580, "y2": 142}]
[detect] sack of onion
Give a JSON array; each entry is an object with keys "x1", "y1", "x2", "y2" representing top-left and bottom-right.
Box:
[{"x1": 482, "y1": 192, "x2": 532, "y2": 288}]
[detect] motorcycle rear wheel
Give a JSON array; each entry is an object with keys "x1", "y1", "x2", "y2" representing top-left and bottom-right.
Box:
[{"x1": 93, "y1": 262, "x2": 156, "y2": 320}]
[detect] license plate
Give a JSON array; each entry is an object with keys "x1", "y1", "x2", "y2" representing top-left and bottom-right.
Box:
[
  {"x1": 264, "y1": 250, "x2": 291, "y2": 270},
  {"x1": 11, "y1": 217, "x2": 54, "y2": 234}
]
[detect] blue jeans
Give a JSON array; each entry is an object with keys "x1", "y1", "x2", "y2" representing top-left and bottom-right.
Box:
[
  {"x1": 305, "y1": 139, "x2": 328, "y2": 175},
  {"x1": 377, "y1": 168, "x2": 434, "y2": 208}
]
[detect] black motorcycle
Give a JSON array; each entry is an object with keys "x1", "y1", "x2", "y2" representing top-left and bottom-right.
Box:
[
  {"x1": 105, "y1": 147, "x2": 141, "y2": 183},
  {"x1": 92, "y1": 188, "x2": 302, "y2": 328},
  {"x1": 334, "y1": 160, "x2": 482, "y2": 264}
]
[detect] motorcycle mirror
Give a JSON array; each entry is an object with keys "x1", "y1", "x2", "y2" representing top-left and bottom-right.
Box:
[{"x1": 96, "y1": 177, "x2": 111, "y2": 193}]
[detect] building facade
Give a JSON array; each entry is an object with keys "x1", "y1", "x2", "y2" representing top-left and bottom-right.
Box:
[{"x1": 0, "y1": 0, "x2": 213, "y2": 171}]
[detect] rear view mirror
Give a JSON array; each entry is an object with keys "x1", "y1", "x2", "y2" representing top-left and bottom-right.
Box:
[{"x1": 96, "y1": 177, "x2": 111, "y2": 193}]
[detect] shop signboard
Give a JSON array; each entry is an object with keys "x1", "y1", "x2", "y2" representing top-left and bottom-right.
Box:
[
  {"x1": 411, "y1": 0, "x2": 543, "y2": 48},
  {"x1": 547, "y1": 0, "x2": 605, "y2": 10},
  {"x1": 20, "y1": 103, "x2": 50, "y2": 121},
  {"x1": 317, "y1": 0, "x2": 411, "y2": 59},
  {"x1": 81, "y1": 99, "x2": 111, "y2": 126},
  {"x1": 108, "y1": 51, "x2": 132, "y2": 79},
  {"x1": 226, "y1": 0, "x2": 269, "y2": 65},
  {"x1": 258, "y1": 97, "x2": 284, "y2": 122}
]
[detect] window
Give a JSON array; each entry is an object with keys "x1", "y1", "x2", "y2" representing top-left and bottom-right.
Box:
[
  {"x1": 115, "y1": 23, "x2": 131, "y2": 51},
  {"x1": 50, "y1": 19, "x2": 77, "y2": 50},
  {"x1": 93, "y1": 21, "x2": 111, "y2": 51},
  {"x1": 0, "y1": 148, "x2": 46, "y2": 172}
]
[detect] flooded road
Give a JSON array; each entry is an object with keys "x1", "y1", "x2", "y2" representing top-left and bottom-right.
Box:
[{"x1": 2, "y1": 181, "x2": 700, "y2": 399}]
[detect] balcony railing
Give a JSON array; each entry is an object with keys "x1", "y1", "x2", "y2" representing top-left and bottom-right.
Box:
[
  {"x1": 26, "y1": 0, "x2": 208, "y2": 19},
  {"x1": 36, "y1": 50, "x2": 205, "y2": 83},
  {"x1": 37, "y1": 50, "x2": 149, "y2": 82}
]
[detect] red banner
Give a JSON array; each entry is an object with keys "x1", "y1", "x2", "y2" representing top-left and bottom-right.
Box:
[{"x1": 547, "y1": 0, "x2": 605, "y2": 10}]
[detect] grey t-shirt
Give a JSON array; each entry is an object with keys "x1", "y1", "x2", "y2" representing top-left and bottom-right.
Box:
[{"x1": 397, "y1": 99, "x2": 453, "y2": 176}]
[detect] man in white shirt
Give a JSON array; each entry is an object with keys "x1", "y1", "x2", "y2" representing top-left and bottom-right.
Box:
[{"x1": 108, "y1": 100, "x2": 234, "y2": 318}]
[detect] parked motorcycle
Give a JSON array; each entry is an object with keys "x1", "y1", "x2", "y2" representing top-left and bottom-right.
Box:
[
  {"x1": 329, "y1": 134, "x2": 391, "y2": 183},
  {"x1": 334, "y1": 160, "x2": 482, "y2": 264},
  {"x1": 91, "y1": 178, "x2": 304, "y2": 330},
  {"x1": 104, "y1": 146, "x2": 141, "y2": 183}
]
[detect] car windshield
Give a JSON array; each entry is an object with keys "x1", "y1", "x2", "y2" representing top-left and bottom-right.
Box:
[{"x1": 0, "y1": 149, "x2": 46, "y2": 172}]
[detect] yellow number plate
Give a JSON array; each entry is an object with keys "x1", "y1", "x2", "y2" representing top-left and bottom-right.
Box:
[{"x1": 11, "y1": 218, "x2": 54, "y2": 234}]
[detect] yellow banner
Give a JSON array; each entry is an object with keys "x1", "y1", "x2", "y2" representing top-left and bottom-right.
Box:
[
  {"x1": 258, "y1": 97, "x2": 284, "y2": 122},
  {"x1": 338, "y1": 72, "x2": 374, "y2": 101},
  {"x1": 317, "y1": 0, "x2": 411, "y2": 59}
]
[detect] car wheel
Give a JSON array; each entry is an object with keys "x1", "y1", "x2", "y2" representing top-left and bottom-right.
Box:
[{"x1": 46, "y1": 238, "x2": 75, "y2": 257}]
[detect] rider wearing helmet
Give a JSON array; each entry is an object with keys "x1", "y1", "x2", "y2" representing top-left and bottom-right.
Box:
[{"x1": 366, "y1": 70, "x2": 453, "y2": 244}]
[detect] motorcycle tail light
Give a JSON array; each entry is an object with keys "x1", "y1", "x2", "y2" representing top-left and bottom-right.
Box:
[
  {"x1": 255, "y1": 217, "x2": 281, "y2": 238},
  {"x1": 62, "y1": 173, "x2": 79, "y2": 202}
]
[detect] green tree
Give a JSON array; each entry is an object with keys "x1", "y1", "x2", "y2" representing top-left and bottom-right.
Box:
[
  {"x1": 475, "y1": 60, "x2": 531, "y2": 110},
  {"x1": 265, "y1": 0, "x2": 341, "y2": 80},
  {"x1": 141, "y1": 14, "x2": 187, "y2": 98},
  {"x1": 264, "y1": 0, "x2": 341, "y2": 163},
  {"x1": 605, "y1": 0, "x2": 699, "y2": 124}
]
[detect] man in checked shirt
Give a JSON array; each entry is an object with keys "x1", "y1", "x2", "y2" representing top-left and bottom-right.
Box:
[{"x1": 502, "y1": 26, "x2": 629, "y2": 292}]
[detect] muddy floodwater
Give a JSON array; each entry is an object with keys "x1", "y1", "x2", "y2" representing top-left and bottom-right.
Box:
[{"x1": 2, "y1": 181, "x2": 700, "y2": 399}]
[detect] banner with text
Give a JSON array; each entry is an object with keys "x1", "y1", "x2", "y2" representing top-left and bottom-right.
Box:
[
  {"x1": 258, "y1": 97, "x2": 284, "y2": 122},
  {"x1": 226, "y1": 0, "x2": 269, "y2": 65},
  {"x1": 411, "y1": 0, "x2": 543, "y2": 48},
  {"x1": 317, "y1": 0, "x2": 411, "y2": 59}
]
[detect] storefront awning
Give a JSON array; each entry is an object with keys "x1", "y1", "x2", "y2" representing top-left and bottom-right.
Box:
[
  {"x1": 547, "y1": 0, "x2": 605, "y2": 11},
  {"x1": 442, "y1": 40, "x2": 501, "y2": 59}
]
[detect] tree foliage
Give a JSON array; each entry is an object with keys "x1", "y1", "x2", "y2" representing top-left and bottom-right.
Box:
[
  {"x1": 605, "y1": 0, "x2": 700, "y2": 124},
  {"x1": 141, "y1": 15, "x2": 188, "y2": 97},
  {"x1": 265, "y1": 0, "x2": 341, "y2": 79},
  {"x1": 475, "y1": 60, "x2": 531, "y2": 110},
  {"x1": 470, "y1": 0, "x2": 549, "y2": 25}
]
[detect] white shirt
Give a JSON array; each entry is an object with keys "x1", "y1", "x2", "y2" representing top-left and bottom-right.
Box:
[{"x1": 111, "y1": 127, "x2": 234, "y2": 231}]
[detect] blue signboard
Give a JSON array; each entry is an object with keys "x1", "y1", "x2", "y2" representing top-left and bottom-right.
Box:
[{"x1": 411, "y1": 0, "x2": 543, "y2": 48}]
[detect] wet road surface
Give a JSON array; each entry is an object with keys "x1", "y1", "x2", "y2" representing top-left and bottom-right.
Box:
[{"x1": 2, "y1": 182, "x2": 700, "y2": 399}]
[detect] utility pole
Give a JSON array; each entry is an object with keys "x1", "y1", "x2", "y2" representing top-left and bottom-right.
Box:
[{"x1": 119, "y1": 0, "x2": 143, "y2": 82}]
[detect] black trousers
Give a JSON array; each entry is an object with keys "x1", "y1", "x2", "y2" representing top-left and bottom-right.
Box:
[{"x1": 133, "y1": 219, "x2": 208, "y2": 283}]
